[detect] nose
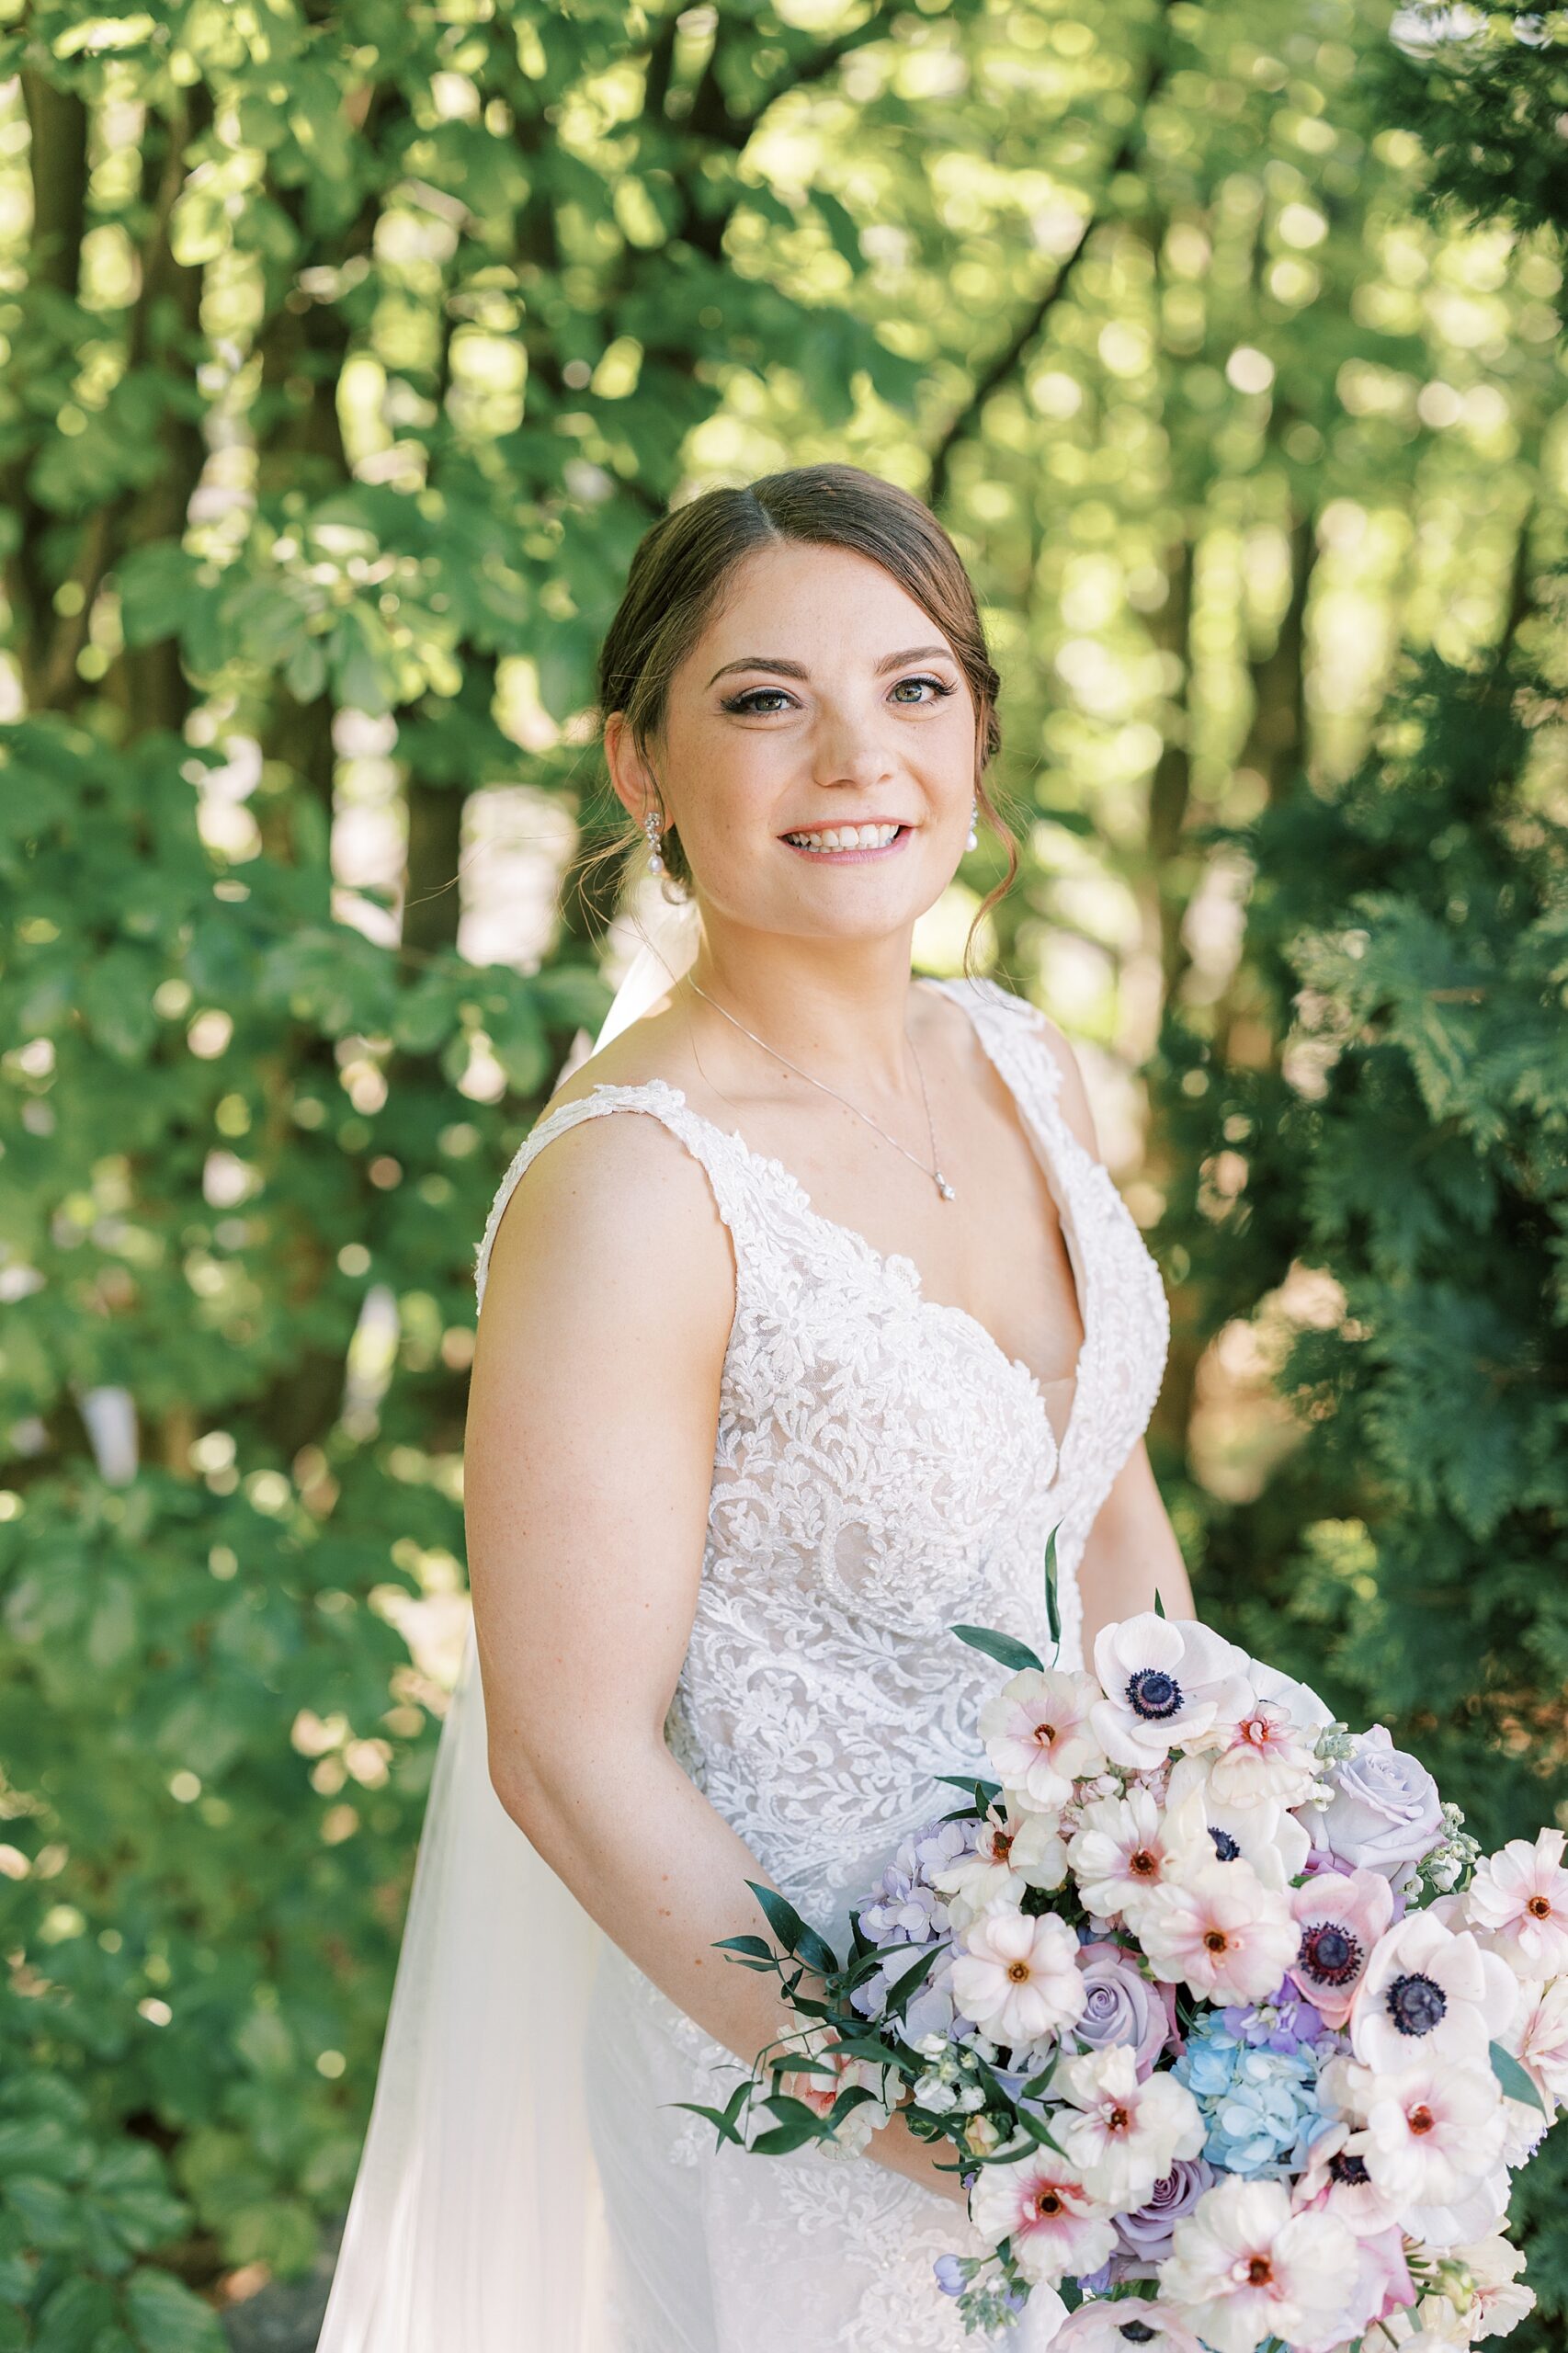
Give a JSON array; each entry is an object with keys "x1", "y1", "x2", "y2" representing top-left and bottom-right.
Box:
[{"x1": 809, "y1": 700, "x2": 896, "y2": 791}]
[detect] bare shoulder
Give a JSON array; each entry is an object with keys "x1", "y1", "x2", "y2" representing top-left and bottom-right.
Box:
[{"x1": 475, "y1": 1090, "x2": 735, "y2": 1374}]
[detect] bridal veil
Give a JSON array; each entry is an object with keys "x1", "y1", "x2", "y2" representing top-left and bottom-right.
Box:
[{"x1": 316, "y1": 893, "x2": 701, "y2": 2353}]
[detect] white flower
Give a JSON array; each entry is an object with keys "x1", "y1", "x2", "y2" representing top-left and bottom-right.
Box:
[
  {"x1": 1007, "y1": 1804, "x2": 1070, "y2": 1890},
  {"x1": 1090, "y1": 1615, "x2": 1255, "y2": 1772},
  {"x1": 981, "y1": 1667, "x2": 1105, "y2": 1813},
  {"x1": 1066, "y1": 1787, "x2": 1177, "y2": 1929},
  {"x1": 1183, "y1": 1695, "x2": 1321, "y2": 1812},
  {"x1": 1248, "y1": 1654, "x2": 1335, "y2": 1737},
  {"x1": 1466, "y1": 1830, "x2": 1568, "y2": 1978},
  {"x1": 1507, "y1": 1973, "x2": 1568, "y2": 2101},
  {"x1": 1350, "y1": 1909, "x2": 1521, "y2": 2075},
  {"x1": 1341, "y1": 2056, "x2": 1505, "y2": 2207},
  {"x1": 1405, "y1": 2165, "x2": 1512, "y2": 2255},
  {"x1": 1162, "y1": 1753, "x2": 1311, "y2": 1889},
  {"x1": 931, "y1": 1806, "x2": 1026, "y2": 1927},
  {"x1": 1052, "y1": 2040, "x2": 1204, "y2": 2211},
  {"x1": 1449, "y1": 2232, "x2": 1537, "y2": 2341},
  {"x1": 968, "y1": 2151, "x2": 1117, "y2": 2288},
  {"x1": 1290, "y1": 2112, "x2": 1402, "y2": 2237},
  {"x1": 1159, "y1": 2177, "x2": 1356, "y2": 2353},
  {"x1": 1139, "y1": 1859, "x2": 1300, "y2": 2004},
  {"x1": 949, "y1": 1906, "x2": 1085, "y2": 2048}
]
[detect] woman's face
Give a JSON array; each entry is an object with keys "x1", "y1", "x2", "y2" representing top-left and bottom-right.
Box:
[{"x1": 611, "y1": 540, "x2": 981, "y2": 946}]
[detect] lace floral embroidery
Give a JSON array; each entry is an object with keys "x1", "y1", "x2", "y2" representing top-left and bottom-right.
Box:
[{"x1": 474, "y1": 976, "x2": 1170, "y2": 2350}]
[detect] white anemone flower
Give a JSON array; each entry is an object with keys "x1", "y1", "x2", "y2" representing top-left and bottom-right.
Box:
[
  {"x1": 1341, "y1": 2056, "x2": 1506, "y2": 2207},
  {"x1": 1159, "y1": 2177, "x2": 1356, "y2": 2353},
  {"x1": 1162, "y1": 1752, "x2": 1312, "y2": 1888},
  {"x1": 1090, "y1": 1614, "x2": 1255, "y2": 1771},
  {"x1": 980, "y1": 1666, "x2": 1105, "y2": 1813},
  {"x1": 1350, "y1": 1910, "x2": 1521, "y2": 2075},
  {"x1": 930, "y1": 1806, "x2": 1026, "y2": 1927},
  {"x1": 949, "y1": 1905, "x2": 1085, "y2": 2048},
  {"x1": 1052, "y1": 2040, "x2": 1204, "y2": 2211}
]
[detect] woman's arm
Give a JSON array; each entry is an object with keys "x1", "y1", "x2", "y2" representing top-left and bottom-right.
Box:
[
  {"x1": 1030, "y1": 1014, "x2": 1197, "y2": 1644},
  {"x1": 464, "y1": 1108, "x2": 962, "y2": 2206}
]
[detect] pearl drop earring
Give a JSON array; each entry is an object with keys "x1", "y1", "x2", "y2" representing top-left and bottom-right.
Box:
[
  {"x1": 642, "y1": 806, "x2": 665, "y2": 873},
  {"x1": 966, "y1": 802, "x2": 979, "y2": 853}
]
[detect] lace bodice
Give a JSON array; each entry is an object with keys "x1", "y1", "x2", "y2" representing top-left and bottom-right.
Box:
[{"x1": 473, "y1": 975, "x2": 1170, "y2": 1942}]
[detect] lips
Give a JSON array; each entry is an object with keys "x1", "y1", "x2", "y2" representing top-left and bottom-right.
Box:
[{"x1": 780, "y1": 821, "x2": 910, "y2": 854}]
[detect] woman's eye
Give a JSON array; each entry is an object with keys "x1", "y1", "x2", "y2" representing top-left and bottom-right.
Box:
[{"x1": 722, "y1": 675, "x2": 955, "y2": 715}]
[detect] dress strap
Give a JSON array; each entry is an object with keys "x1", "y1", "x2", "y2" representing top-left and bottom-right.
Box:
[
  {"x1": 473, "y1": 1078, "x2": 757, "y2": 1313},
  {"x1": 925, "y1": 975, "x2": 1065, "y2": 1136}
]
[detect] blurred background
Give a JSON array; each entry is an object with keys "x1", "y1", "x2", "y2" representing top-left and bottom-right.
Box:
[{"x1": 1, "y1": 1, "x2": 1564, "y2": 2346}]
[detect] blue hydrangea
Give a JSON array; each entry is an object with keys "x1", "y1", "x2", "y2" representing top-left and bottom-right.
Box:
[{"x1": 1174, "y1": 2011, "x2": 1335, "y2": 2180}]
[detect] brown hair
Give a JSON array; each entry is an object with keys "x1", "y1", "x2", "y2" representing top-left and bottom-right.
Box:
[{"x1": 577, "y1": 462, "x2": 1019, "y2": 975}]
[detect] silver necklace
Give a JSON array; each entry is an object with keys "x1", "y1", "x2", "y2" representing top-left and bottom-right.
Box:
[{"x1": 682, "y1": 973, "x2": 956, "y2": 1201}]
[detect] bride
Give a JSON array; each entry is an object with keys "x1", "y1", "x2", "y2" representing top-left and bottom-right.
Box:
[{"x1": 318, "y1": 461, "x2": 1193, "y2": 2351}]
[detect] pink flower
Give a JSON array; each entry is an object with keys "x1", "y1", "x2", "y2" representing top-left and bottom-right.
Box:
[
  {"x1": 949, "y1": 1906, "x2": 1085, "y2": 2048},
  {"x1": 1051, "y1": 2300, "x2": 1203, "y2": 2353},
  {"x1": 1287, "y1": 1869, "x2": 1395, "y2": 2029},
  {"x1": 1345, "y1": 2056, "x2": 1506, "y2": 2207},
  {"x1": 1067, "y1": 1789, "x2": 1179, "y2": 1930},
  {"x1": 967, "y1": 2151, "x2": 1117, "y2": 2287},
  {"x1": 1185, "y1": 1698, "x2": 1319, "y2": 1812},
  {"x1": 1508, "y1": 1974, "x2": 1568, "y2": 2102},
  {"x1": 981, "y1": 1666, "x2": 1105, "y2": 1813},
  {"x1": 1139, "y1": 1861, "x2": 1300, "y2": 2005},
  {"x1": 1466, "y1": 1829, "x2": 1568, "y2": 1978},
  {"x1": 1349, "y1": 1909, "x2": 1519, "y2": 2075},
  {"x1": 1052, "y1": 2042, "x2": 1204, "y2": 2211},
  {"x1": 1158, "y1": 2177, "x2": 1356, "y2": 2353}
]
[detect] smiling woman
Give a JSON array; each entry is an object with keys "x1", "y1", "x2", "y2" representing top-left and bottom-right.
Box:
[
  {"x1": 319, "y1": 463, "x2": 1191, "y2": 2353},
  {"x1": 581, "y1": 463, "x2": 1017, "y2": 949}
]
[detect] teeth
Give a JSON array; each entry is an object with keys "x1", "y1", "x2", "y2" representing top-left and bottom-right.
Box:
[{"x1": 784, "y1": 823, "x2": 902, "y2": 852}]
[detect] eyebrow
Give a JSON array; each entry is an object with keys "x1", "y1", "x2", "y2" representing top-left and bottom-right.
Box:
[{"x1": 705, "y1": 643, "x2": 957, "y2": 688}]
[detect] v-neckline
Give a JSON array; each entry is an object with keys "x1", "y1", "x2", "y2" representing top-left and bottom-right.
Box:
[{"x1": 589, "y1": 981, "x2": 1091, "y2": 1473}]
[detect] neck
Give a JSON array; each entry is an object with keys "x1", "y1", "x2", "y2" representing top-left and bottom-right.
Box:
[{"x1": 685, "y1": 913, "x2": 923, "y2": 1097}]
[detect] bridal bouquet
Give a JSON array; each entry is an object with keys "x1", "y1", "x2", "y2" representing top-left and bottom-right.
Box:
[{"x1": 684, "y1": 1538, "x2": 1566, "y2": 2350}]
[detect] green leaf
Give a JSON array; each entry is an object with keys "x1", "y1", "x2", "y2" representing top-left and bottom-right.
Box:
[
  {"x1": 882, "y1": 1942, "x2": 941, "y2": 2019},
  {"x1": 712, "y1": 1933, "x2": 777, "y2": 1963},
  {"x1": 949, "y1": 1625, "x2": 1044, "y2": 1675},
  {"x1": 933, "y1": 1774, "x2": 1002, "y2": 1804},
  {"x1": 123, "y1": 2266, "x2": 227, "y2": 2353},
  {"x1": 1043, "y1": 1526, "x2": 1062, "y2": 1650},
  {"x1": 744, "y1": 1881, "x2": 838, "y2": 1980},
  {"x1": 1153, "y1": 1588, "x2": 1167, "y2": 1620},
  {"x1": 1489, "y1": 2040, "x2": 1547, "y2": 2117}
]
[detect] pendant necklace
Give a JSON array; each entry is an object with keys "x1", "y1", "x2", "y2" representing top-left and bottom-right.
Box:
[{"x1": 681, "y1": 972, "x2": 957, "y2": 1202}]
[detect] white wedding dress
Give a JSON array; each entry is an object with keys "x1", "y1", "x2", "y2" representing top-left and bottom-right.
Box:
[{"x1": 319, "y1": 962, "x2": 1169, "y2": 2353}]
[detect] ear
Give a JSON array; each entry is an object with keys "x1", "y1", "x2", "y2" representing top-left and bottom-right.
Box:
[{"x1": 603, "y1": 710, "x2": 659, "y2": 825}]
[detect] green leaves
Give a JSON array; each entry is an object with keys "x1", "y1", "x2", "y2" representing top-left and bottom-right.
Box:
[
  {"x1": 1491, "y1": 2040, "x2": 1548, "y2": 2120},
  {"x1": 949, "y1": 1625, "x2": 1044, "y2": 1675},
  {"x1": 742, "y1": 1882, "x2": 838, "y2": 1982}
]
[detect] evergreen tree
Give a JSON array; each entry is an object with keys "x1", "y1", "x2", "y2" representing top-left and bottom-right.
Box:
[{"x1": 1150, "y1": 8, "x2": 1568, "y2": 2329}]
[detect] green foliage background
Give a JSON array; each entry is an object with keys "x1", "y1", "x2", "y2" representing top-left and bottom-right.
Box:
[{"x1": 0, "y1": 0, "x2": 1562, "y2": 2345}]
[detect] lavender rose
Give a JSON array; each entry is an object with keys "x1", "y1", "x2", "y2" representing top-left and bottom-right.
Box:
[
  {"x1": 1061, "y1": 1942, "x2": 1178, "y2": 2080},
  {"x1": 1112, "y1": 2156, "x2": 1216, "y2": 2268},
  {"x1": 1311, "y1": 1724, "x2": 1445, "y2": 1883}
]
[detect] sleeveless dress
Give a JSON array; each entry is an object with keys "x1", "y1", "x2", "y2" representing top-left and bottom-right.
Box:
[{"x1": 472, "y1": 974, "x2": 1171, "y2": 2353}]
